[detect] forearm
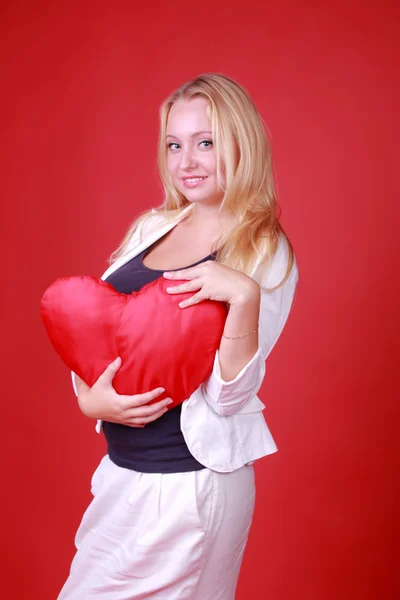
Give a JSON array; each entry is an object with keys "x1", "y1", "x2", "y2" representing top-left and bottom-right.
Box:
[{"x1": 218, "y1": 285, "x2": 261, "y2": 382}]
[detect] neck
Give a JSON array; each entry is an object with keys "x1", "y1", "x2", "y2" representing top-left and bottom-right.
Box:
[{"x1": 184, "y1": 201, "x2": 236, "y2": 233}]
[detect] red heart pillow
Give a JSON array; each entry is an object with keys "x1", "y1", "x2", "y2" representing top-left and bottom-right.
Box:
[{"x1": 40, "y1": 275, "x2": 228, "y2": 408}]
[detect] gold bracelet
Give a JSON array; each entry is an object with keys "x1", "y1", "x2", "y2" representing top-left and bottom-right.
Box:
[{"x1": 222, "y1": 327, "x2": 258, "y2": 340}]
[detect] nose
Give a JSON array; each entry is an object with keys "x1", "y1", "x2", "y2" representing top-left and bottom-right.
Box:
[{"x1": 180, "y1": 145, "x2": 198, "y2": 170}]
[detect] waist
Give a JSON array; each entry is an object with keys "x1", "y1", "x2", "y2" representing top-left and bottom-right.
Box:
[{"x1": 103, "y1": 404, "x2": 205, "y2": 474}]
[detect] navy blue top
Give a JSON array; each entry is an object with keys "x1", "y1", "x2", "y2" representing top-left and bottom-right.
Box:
[{"x1": 102, "y1": 239, "x2": 216, "y2": 473}]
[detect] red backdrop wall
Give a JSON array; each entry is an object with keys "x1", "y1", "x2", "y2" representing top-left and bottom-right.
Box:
[{"x1": 1, "y1": 1, "x2": 398, "y2": 598}]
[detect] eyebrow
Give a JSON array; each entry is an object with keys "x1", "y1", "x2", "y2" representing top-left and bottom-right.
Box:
[{"x1": 165, "y1": 130, "x2": 212, "y2": 140}]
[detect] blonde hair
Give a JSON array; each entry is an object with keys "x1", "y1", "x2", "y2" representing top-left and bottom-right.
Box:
[{"x1": 110, "y1": 72, "x2": 294, "y2": 288}]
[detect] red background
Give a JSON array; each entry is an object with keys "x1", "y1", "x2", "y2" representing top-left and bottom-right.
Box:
[{"x1": 1, "y1": 1, "x2": 398, "y2": 598}]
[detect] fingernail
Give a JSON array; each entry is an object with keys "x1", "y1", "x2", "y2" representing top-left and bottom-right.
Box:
[
  {"x1": 159, "y1": 388, "x2": 166, "y2": 393},
  {"x1": 167, "y1": 399, "x2": 173, "y2": 405}
]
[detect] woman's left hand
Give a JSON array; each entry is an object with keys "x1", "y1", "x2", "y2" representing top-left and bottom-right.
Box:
[{"x1": 163, "y1": 261, "x2": 260, "y2": 308}]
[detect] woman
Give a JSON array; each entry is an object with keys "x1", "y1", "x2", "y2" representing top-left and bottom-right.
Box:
[{"x1": 58, "y1": 73, "x2": 299, "y2": 599}]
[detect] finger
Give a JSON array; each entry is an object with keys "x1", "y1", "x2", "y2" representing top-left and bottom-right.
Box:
[
  {"x1": 125, "y1": 398, "x2": 173, "y2": 418},
  {"x1": 178, "y1": 291, "x2": 207, "y2": 309},
  {"x1": 126, "y1": 406, "x2": 169, "y2": 427},
  {"x1": 120, "y1": 387, "x2": 167, "y2": 407},
  {"x1": 95, "y1": 357, "x2": 122, "y2": 386},
  {"x1": 166, "y1": 278, "x2": 203, "y2": 295},
  {"x1": 163, "y1": 266, "x2": 204, "y2": 281}
]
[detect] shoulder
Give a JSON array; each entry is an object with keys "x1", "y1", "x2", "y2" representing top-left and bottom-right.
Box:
[
  {"x1": 124, "y1": 210, "x2": 172, "y2": 251},
  {"x1": 255, "y1": 233, "x2": 299, "y2": 291},
  {"x1": 131, "y1": 206, "x2": 193, "y2": 245},
  {"x1": 140, "y1": 209, "x2": 168, "y2": 237},
  {"x1": 147, "y1": 207, "x2": 174, "y2": 227}
]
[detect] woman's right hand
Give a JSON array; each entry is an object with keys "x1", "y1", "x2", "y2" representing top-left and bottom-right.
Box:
[{"x1": 75, "y1": 357, "x2": 173, "y2": 428}]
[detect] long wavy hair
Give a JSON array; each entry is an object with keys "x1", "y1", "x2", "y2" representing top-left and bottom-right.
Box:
[{"x1": 110, "y1": 72, "x2": 294, "y2": 288}]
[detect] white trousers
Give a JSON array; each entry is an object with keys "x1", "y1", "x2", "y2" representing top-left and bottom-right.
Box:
[{"x1": 57, "y1": 455, "x2": 256, "y2": 599}]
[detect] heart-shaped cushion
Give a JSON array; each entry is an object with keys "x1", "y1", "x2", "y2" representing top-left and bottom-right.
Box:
[{"x1": 40, "y1": 275, "x2": 228, "y2": 408}]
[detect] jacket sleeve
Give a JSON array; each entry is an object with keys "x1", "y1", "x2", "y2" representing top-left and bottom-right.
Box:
[{"x1": 200, "y1": 238, "x2": 299, "y2": 417}]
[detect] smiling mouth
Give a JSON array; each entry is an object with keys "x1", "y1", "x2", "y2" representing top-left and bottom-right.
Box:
[{"x1": 182, "y1": 177, "x2": 207, "y2": 183}]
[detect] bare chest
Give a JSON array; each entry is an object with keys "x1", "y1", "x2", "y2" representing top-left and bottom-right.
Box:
[{"x1": 142, "y1": 227, "x2": 217, "y2": 271}]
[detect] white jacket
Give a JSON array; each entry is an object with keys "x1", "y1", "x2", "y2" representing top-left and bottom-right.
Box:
[{"x1": 71, "y1": 205, "x2": 299, "y2": 472}]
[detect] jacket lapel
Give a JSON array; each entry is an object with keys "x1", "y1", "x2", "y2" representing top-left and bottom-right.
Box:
[{"x1": 100, "y1": 205, "x2": 193, "y2": 281}]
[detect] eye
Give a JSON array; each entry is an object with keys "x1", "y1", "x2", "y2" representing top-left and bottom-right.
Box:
[
  {"x1": 199, "y1": 139, "x2": 213, "y2": 148},
  {"x1": 167, "y1": 142, "x2": 180, "y2": 151}
]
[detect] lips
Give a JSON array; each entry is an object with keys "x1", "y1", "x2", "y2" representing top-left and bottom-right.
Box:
[{"x1": 182, "y1": 176, "x2": 208, "y2": 188}]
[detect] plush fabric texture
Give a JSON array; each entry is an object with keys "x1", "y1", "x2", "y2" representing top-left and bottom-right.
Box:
[{"x1": 40, "y1": 275, "x2": 228, "y2": 408}]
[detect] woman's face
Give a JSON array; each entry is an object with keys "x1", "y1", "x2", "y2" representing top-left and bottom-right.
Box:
[{"x1": 166, "y1": 97, "x2": 224, "y2": 207}]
